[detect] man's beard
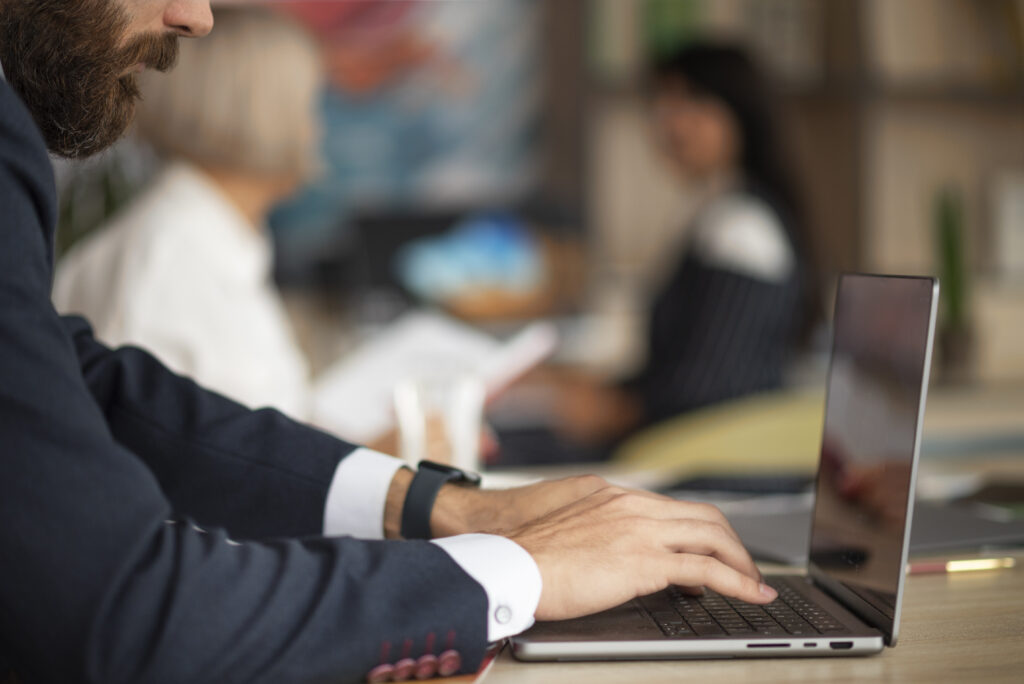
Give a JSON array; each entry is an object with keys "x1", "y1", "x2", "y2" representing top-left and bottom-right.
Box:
[{"x1": 0, "y1": 0, "x2": 179, "y2": 159}]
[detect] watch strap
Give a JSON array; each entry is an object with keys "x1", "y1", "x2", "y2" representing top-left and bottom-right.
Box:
[{"x1": 400, "y1": 466, "x2": 456, "y2": 540}]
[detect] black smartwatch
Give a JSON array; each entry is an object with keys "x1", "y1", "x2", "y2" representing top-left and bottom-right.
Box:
[{"x1": 400, "y1": 461, "x2": 482, "y2": 540}]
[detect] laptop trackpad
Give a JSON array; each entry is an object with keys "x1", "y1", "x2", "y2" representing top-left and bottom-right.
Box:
[{"x1": 521, "y1": 601, "x2": 662, "y2": 641}]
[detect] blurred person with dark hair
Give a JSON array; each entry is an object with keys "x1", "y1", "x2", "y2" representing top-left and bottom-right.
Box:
[{"x1": 554, "y1": 42, "x2": 822, "y2": 450}]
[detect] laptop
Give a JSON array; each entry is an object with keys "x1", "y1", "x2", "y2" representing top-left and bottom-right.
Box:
[{"x1": 512, "y1": 273, "x2": 939, "y2": 661}]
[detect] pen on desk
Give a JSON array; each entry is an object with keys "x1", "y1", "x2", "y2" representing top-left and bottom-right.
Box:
[{"x1": 907, "y1": 557, "x2": 1017, "y2": 575}]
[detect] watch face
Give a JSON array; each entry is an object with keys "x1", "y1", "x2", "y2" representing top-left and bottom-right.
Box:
[{"x1": 419, "y1": 460, "x2": 482, "y2": 486}]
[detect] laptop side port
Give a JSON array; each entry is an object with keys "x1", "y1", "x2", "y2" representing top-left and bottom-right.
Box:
[
  {"x1": 830, "y1": 641, "x2": 854, "y2": 650},
  {"x1": 804, "y1": 643, "x2": 816, "y2": 647},
  {"x1": 747, "y1": 643, "x2": 790, "y2": 648}
]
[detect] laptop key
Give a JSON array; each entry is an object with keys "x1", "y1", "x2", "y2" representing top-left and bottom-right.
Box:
[
  {"x1": 652, "y1": 611, "x2": 684, "y2": 625},
  {"x1": 690, "y1": 622, "x2": 727, "y2": 636},
  {"x1": 639, "y1": 593, "x2": 676, "y2": 613},
  {"x1": 658, "y1": 623, "x2": 694, "y2": 637},
  {"x1": 782, "y1": 623, "x2": 813, "y2": 635}
]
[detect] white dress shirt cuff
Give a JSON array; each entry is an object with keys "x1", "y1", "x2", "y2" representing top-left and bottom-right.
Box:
[
  {"x1": 323, "y1": 447, "x2": 406, "y2": 539},
  {"x1": 432, "y1": 533, "x2": 542, "y2": 642}
]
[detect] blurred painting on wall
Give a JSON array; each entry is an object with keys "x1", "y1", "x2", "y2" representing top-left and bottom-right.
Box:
[{"x1": 268, "y1": 0, "x2": 543, "y2": 274}]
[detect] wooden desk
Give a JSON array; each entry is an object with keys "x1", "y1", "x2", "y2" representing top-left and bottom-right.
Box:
[{"x1": 484, "y1": 559, "x2": 1024, "y2": 683}]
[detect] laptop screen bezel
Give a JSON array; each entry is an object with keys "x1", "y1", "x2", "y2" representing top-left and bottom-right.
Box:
[{"x1": 806, "y1": 273, "x2": 939, "y2": 647}]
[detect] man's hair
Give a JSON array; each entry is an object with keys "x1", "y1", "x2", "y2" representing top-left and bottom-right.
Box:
[{"x1": 135, "y1": 7, "x2": 322, "y2": 179}]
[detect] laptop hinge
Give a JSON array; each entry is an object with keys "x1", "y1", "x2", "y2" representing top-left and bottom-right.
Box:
[{"x1": 808, "y1": 566, "x2": 895, "y2": 645}]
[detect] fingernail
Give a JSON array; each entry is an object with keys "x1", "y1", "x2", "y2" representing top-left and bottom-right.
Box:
[{"x1": 760, "y1": 583, "x2": 778, "y2": 600}]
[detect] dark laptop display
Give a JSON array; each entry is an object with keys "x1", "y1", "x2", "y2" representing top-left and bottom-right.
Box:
[{"x1": 809, "y1": 274, "x2": 937, "y2": 643}]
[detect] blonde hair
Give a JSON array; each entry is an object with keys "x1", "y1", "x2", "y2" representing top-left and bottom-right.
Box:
[{"x1": 136, "y1": 7, "x2": 322, "y2": 179}]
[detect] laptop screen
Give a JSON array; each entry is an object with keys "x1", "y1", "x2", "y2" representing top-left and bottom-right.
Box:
[{"x1": 808, "y1": 274, "x2": 937, "y2": 637}]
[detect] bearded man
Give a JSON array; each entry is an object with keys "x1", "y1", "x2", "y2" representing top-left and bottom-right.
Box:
[{"x1": 0, "y1": 2, "x2": 772, "y2": 682}]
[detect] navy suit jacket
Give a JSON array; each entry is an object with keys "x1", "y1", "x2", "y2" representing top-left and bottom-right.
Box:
[{"x1": 0, "y1": 79, "x2": 488, "y2": 683}]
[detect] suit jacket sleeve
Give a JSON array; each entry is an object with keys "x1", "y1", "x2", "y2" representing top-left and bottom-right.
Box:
[
  {"x1": 0, "y1": 81, "x2": 488, "y2": 684},
  {"x1": 61, "y1": 313, "x2": 349, "y2": 541}
]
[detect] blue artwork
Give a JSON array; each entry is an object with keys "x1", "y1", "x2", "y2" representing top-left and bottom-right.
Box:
[
  {"x1": 269, "y1": 0, "x2": 542, "y2": 268},
  {"x1": 396, "y1": 212, "x2": 543, "y2": 303}
]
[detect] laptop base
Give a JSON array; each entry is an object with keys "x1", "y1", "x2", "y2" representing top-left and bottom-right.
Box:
[{"x1": 512, "y1": 575, "x2": 885, "y2": 661}]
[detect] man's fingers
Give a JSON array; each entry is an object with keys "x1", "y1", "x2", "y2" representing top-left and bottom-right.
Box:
[
  {"x1": 600, "y1": 492, "x2": 744, "y2": 544},
  {"x1": 663, "y1": 502, "x2": 744, "y2": 543},
  {"x1": 560, "y1": 483, "x2": 742, "y2": 546},
  {"x1": 653, "y1": 519, "x2": 761, "y2": 581},
  {"x1": 666, "y1": 554, "x2": 776, "y2": 604}
]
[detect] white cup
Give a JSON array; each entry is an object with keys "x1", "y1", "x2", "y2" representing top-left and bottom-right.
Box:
[{"x1": 393, "y1": 372, "x2": 485, "y2": 471}]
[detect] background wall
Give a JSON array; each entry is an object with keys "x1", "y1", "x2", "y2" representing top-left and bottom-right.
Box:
[
  {"x1": 582, "y1": 0, "x2": 1024, "y2": 382},
  {"x1": 53, "y1": 0, "x2": 1024, "y2": 383}
]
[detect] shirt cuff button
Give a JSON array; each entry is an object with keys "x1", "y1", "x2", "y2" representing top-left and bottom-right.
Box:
[{"x1": 494, "y1": 604, "x2": 513, "y2": 625}]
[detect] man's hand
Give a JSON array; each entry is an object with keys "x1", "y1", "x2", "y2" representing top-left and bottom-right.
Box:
[
  {"x1": 425, "y1": 474, "x2": 775, "y2": 620},
  {"x1": 430, "y1": 474, "x2": 609, "y2": 537},
  {"x1": 381, "y1": 471, "x2": 607, "y2": 540},
  {"x1": 506, "y1": 485, "x2": 777, "y2": 621}
]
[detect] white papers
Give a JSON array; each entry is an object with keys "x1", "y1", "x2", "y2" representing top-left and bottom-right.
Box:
[{"x1": 311, "y1": 311, "x2": 557, "y2": 444}]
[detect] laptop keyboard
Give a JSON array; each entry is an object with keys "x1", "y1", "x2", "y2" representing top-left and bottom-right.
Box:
[{"x1": 641, "y1": 579, "x2": 848, "y2": 638}]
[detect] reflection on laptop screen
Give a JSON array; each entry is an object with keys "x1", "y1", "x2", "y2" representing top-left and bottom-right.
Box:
[{"x1": 809, "y1": 274, "x2": 936, "y2": 625}]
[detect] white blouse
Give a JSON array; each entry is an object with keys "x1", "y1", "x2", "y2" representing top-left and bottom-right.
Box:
[
  {"x1": 690, "y1": 192, "x2": 795, "y2": 284},
  {"x1": 53, "y1": 162, "x2": 312, "y2": 420}
]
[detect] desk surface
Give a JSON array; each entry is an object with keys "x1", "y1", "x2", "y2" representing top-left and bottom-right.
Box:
[{"x1": 483, "y1": 559, "x2": 1024, "y2": 683}]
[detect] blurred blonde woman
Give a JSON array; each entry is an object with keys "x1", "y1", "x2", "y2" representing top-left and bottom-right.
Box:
[{"x1": 53, "y1": 7, "x2": 322, "y2": 420}]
